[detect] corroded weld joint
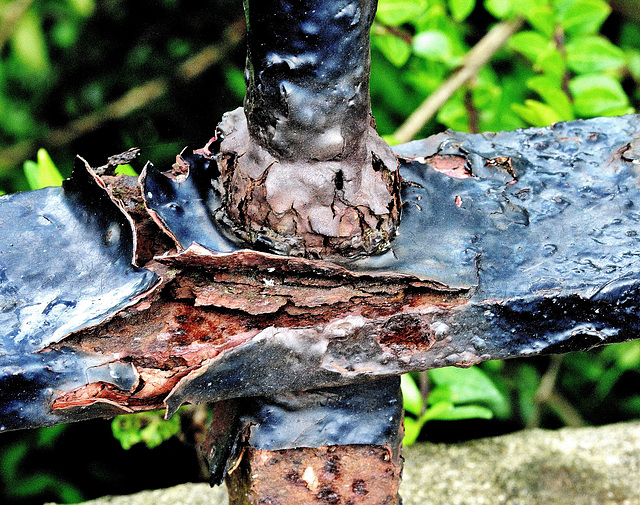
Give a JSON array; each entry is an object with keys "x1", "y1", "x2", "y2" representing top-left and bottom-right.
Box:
[{"x1": 213, "y1": 0, "x2": 401, "y2": 259}]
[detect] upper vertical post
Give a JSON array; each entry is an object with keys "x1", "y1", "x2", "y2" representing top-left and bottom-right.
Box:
[
  {"x1": 243, "y1": 0, "x2": 377, "y2": 162},
  {"x1": 215, "y1": 0, "x2": 400, "y2": 259}
]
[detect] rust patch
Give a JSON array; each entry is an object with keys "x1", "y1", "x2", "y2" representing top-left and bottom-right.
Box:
[
  {"x1": 192, "y1": 283, "x2": 289, "y2": 314},
  {"x1": 226, "y1": 445, "x2": 401, "y2": 505},
  {"x1": 379, "y1": 314, "x2": 436, "y2": 354},
  {"x1": 425, "y1": 154, "x2": 470, "y2": 179}
]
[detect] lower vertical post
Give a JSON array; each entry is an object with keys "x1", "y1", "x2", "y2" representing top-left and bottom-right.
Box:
[{"x1": 225, "y1": 377, "x2": 404, "y2": 505}]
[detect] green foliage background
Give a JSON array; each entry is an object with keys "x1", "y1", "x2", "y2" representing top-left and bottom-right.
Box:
[{"x1": 1, "y1": 0, "x2": 640, "y2": 503}]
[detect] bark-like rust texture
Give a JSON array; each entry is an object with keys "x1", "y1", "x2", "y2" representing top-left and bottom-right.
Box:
[
  {"x1": 226, "y1": 445, "x2": 402, "y2": 505},
  {"x1": 215, "y1": 0, "x2": 401, "y2": 259}
]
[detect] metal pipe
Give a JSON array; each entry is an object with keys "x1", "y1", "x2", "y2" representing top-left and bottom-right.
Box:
[{"x1": 243, "y1": 0, "x2": 377, "y2": 161}]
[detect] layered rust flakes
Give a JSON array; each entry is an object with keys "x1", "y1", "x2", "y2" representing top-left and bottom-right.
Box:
[
  {"x1": 102, "y1": 173, "x2": 174, "y2": 265},
  {"x1": 47, "y1": 179, "x2": 463, "y2": 415}
]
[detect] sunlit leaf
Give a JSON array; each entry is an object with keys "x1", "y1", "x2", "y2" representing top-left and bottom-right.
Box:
[
  {"x1": 10, "y1": 10, "x2": 50, "y2": 75},
  {"x1": 428, "y1": 366, "x2": 510, "y2": 417},
  {"x1": 526, "y1": 75, "x2": 574, "y2": 121},
  {"x1": 373, "y1": 33, "x2": 411, "y2": 67},
  {"x1": 23, "y1": 149, "x2": 64, "y2": 190},
  {"x1": 569, "y1": 74, "x2": 631, "y2": 117},
  {"x1": 429, "y1": 404, "x2": 494, "y2": 421},
  {"x1": 111, "y1": 410, "x2": 181, "y2": 450},
  {"x1": 68, "y1": 0, "x2": 96, "y2": 17},
  {"x1": 566, "y1": 36, "x2": 626, "y2": 74},
  {"x1": 115, "y1": 164, "x2": 138, "y2": 177},
  {"x1": 449, "y1": 0, "x2": 476, "y2": 21},
  {"x1": 509, "y1": 31, "x2": 551, "y2": 63},
  {"x1": 512, "y1": 99, "x2": 562, "y2": 126},
  {"x1": 376, "y1": 0, "x2": 428, "y2": 26},
  {"x1": 413, "y1": 30, "x2": 453, "y2": 63},
  {"x1": 514, "y1": 1, "x2": 554, "y2": 37},
  {"x1": 401, "y1": 374, "x2": 424, "y2": 417},
  {"x1": 533, "y1": 49, "x2": 566, "y2": 83},
  {"x1": 484, "y1": 0, "x2": 513, "y2": 19},
  {"x1": 556, "y1": 0, "x2": 610, "y2": 37}
]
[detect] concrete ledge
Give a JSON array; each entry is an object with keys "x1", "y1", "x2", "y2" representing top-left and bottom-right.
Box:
[{"x1": 51, "y1": 422, "x2": 640, "y2": 505}]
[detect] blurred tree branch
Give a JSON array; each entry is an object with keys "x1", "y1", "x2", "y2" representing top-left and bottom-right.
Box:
[
  {"x1": 0, "y1": 0, "x2": 35, "y2": 53},
  {"x1": 393, "y1": 17, "x2": 523, "y2": 144},
  {"x1": 610, "y1": 0, "x2": 640, "y2": 23},
  {"x1": 0, "y1": 17, "x2": 245, "y2": 174}
]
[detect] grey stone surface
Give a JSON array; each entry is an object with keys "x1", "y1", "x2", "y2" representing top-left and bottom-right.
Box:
[{"x1": 48, "y1": 422, "x2": 640, "y2": 505}]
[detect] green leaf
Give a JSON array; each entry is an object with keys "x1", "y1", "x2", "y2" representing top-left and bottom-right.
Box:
[
  {"x1": 402, "y1": 417, "x2": 422, "y2": 446},
  {"x1": 514, "y1": 1, "x2": 554, "y2": 37},
  {"x1": 484, "y1": 0, "x2": 513, "y2": 19},
  {"x1": 437, "y1": 92, "x2": 469, "y2": 131},
  {"x1": 429, "y1": 404, "x2": 494, "y2": 421},
  {"x1": 412, "y1": 30, "x2": 453, "y2": 63},
  {"x1": 403, "y1": 401, "x2": 455, "y2": 445},
  {"x1": 51, "y1": 20, "x2": 80, "y2": 49},
  {"x1": 111, "y1": 410, "x2": 181, "y2": 450},
  {"x1": 381, "y1": 134, "x2": 401, "y2": 145},
  {"x1": 533, "y1": 49, "x2": 566, "y2": 83},
  {"x1": 565, "y1": 36, "x2": 626, "y2": 74},
  {"x1": 36, "y1": 424, "x2": 67, "y2": 448},
  {"x1": 115, "y1": 164, "x2": 138, "y2": 177},
  {"x1": 373, "y1": 33, "x2": 412, "y2": 67},
  {"x1": 512, "y1": 99, "x2": 562, "y2": 126},
  {"x1": 569, "y1": 74, "x2": 632, "y2": 117},
  {"x1": 422, "y1": 400, "x2": 456, "y2": 421},
  {"x1": 626, "y1": 50, "x2": 640, "y2": 82},
  {"x1": 556, "y1": 0, "x2": 610, "y2": 37},
  {"x1": 620, "y1": 22, "x2": 640, "y2": 51},
  {"x1": 526, "y1": 75, "x2": 574, "y2": 121},
  {"x1": 23, "y1": 149, "x2": 64, "y2": 190},
  {"x1": 449, "y1": 0, "x2": 476, "y2": 21},
  {"x1": 508, "y1": 31, "x2": 551, "y2": 63},
  {"x1": 428, "y1": 366, "x2": 510, "y2": 417},
  {"x1": 0, "y1": 99, "x2": 38, "y2": 137},
  {"x1": 376, "y1": 0, "x2": 428, "y2": 26},
  {"x1": 401, "y1": 374, "x2": 424, "y2": 417},
  {"x1": 225, "y1": 66, "x2": 247, "y2": 100},
  {"x1": 514, "y1": 363, "x2": 540, "y2": 425},
  {"x1": 68, "y1": 0, "x2": 96, "y2": 16}
]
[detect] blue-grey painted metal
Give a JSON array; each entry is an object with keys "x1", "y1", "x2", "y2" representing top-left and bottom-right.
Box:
[{"x1": 0, "y1": 157, "x2": 159, "y2": 431}]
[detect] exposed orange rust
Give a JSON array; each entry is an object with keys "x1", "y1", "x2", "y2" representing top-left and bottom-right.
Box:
[
  {"x1": 226, "y1": 445, "x2": 402, "y2": 505},
  {"x1": 425, "y1": 154, "x2": 470, "y2": 179},
  {"x1": 102, "y1": 174, "x2": 175, "y2": 265},
  {"x1": 49, "y1": 174, "x2": 469, "y2": 414}
]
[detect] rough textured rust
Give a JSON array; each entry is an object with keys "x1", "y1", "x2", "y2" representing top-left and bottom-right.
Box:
[
  {"x1": 102, "y1": 173, "x2": 174, "y2": 265},
  {"x1": 225, "y1": 445, "x2": 402, "y2": 505},
  {"x1": 211, "y1": 0, "x2": 401, "y2": 259},
  {"x1": 215, "y1": 108, "x2": 400, "y2": 259}
]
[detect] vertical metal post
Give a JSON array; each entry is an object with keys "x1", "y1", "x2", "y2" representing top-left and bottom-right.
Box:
[
  {"x1": 224, "y1": 378, "x2": 404, "y2": 505},
  {"x1": 215, "y1": 0, "x2": 401, "y2": 259}
]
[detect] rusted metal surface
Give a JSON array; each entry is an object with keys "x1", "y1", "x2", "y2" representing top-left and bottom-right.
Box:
[
  {"x1": 225, "y1": 444, "x2": 402, "y2": 505},
  {"x1": 201, "y1": 378, "x2": 403, "y2": 488},
  {"x1": 2, "y1": 116, "x2": 640, "y2": 431},
  {"x1": 215, "y1": 0, "x2": 401, "y2": 258}
]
